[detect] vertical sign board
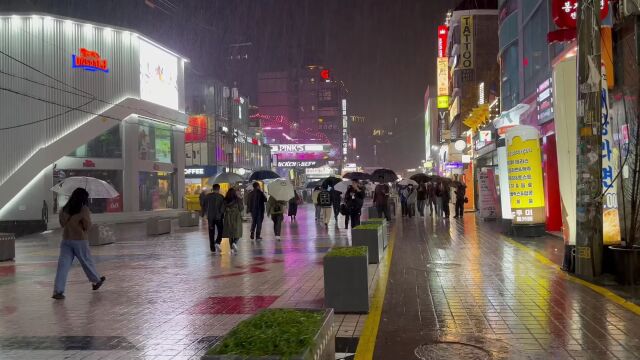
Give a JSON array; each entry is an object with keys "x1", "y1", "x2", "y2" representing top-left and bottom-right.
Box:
[
  {"x1": 460, "y1": 16, "x2": 474, "y2": 70},
  {"x1": 478, "y1": 168, "x2": 498, "y2": 219},
  {"x1": 437, "y1": 25, "x2": 449, "y2": 58},
  {"x1": 506, "y1": 126, "x2": 546, "y2": 224},
  {"x1": 601, "y1": 66, "x2": 621, "y2": 245},
  {"x1": 437, "y1": 57, "x2": 449, "y2": 96}
]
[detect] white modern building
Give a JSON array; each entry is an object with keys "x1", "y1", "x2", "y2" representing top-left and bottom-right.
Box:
[{"x1": 0, "y1": 14, "x2": 188, "y2": 235}]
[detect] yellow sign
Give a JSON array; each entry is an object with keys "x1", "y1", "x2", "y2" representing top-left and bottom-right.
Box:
[
  {"x1": 460, "y1": 16, "x2": 474, "y2": 69},
  {"x1": 437, "y1": 57, "x2": 449, "y2": 96},
  {"x1": 437, "y1": 95, "x2": 449, "y2": 109},
  {"x1": 462, "y1": 104, "x2": 489, "y2": 130},
  {"x1": 506, "y1": 126, "x2": 545, "y2": 225}
]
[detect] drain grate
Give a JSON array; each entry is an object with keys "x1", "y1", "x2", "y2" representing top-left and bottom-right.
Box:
[{"x1": 415, "y1": 342, "x2": 491, "y2": 360}]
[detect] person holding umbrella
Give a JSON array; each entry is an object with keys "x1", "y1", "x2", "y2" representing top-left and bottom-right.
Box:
[
  {"x1": 267, "y1": 195, "x2": 287, "y2": 241},
  {"x1": 330, "y1": 186, "x2": 342, "y2": 222},
  {"x1": 344, "y1": 182, "x2": 365, "y2": 229},
  {"x1": 416, "y1": 182, "x2": 427, "y2": 217},
  {"x1": 373, "y1": 183, "x2": 391, "y2": 220},
  {"x1": 52, "y1": 188, "x2": 105, "y2": 300}
]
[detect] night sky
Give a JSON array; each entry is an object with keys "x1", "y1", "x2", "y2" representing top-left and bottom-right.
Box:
[{"x1": 2, "y1": 0, "x2": 455, "y2": 169}]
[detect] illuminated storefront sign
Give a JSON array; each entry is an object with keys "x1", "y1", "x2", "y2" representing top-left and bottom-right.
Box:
[
  {"x1": 185, "y1": 115, "x2": 207, "y2": 142},
  {"x1": 506, "y1": 126, "x2": 545, "y2": 225},
  {"x1": 270, "y1": 144, "x2": 328, "y2": 153},
  {"x1": 437, "y1": 95, "x2": 449, "y2": 109},
  {"x1": 552, "y1": 0, "x2": 609, "y2": 29},
  {"x1": 437, "y1": 25, "x2": 449, "y2": 58},
  {"x1": 460, "y1": 16, "x2": 474, "y2": 69},
  {"x1": 536, "y1": 78, "x2": 554, "y2": 124},
  {"x1": 320, "y1": 69, "x2": 330, "y2": 80},
  {"x1": 72, "y1": 48, "x2": 109, "y2": 73},
  {"x1": 276, "y1": 161, "x2": 317, "y2": 168},
  {"x1": 437, "y1": 57, "x2": 449, "y2": 96},
  {"x1": 184, "y1": 168, "x2": 204, "y2": 175}
]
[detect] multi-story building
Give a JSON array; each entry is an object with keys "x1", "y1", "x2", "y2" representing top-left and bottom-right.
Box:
[
  {"x1": 257, "y1": 65, "x2": 349, "y2": 176},
  {"x1": 0, "y1": 14, "x2": 188, "y2": 236},
  {"x1": 184, "y1": 73, "x2": 271, "y2": 195}
]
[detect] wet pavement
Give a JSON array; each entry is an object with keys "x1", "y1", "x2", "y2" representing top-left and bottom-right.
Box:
[
  {"x1": 374, "y1": 212, "x2": 640, "y2": 359},
  {"x1": 0, "y1": 204, "x2": 372, "y2": 359}
]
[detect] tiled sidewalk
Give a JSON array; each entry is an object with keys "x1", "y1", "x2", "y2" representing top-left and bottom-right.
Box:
[
  {"x1": 0, "y1": 204, "x2": 380, "y2": 359},
  {"x1": 374, "y1": 213, "x2": 640, "y2": 359}
]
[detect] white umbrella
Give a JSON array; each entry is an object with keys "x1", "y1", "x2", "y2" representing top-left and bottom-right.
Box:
[
  {"x1": 333, "y1": 180, "x2": 353, "y2": 193},
  {"x1": 398, "y1": 179, "x2": 418, "y2": 186},
  {"x1": 208, "y1": 172, "x2": 244, "y2": 185},
  {"x1": 266, "y1": 179, "x2": 295, "y2": 201},
  {"x1": 51, "y1": 176, "x2": 119, "y2": 198}
]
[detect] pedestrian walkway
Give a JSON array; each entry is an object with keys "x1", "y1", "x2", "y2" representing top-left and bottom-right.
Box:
[
  {"x1": 372, "y1": 213, "x2": 640, "y2": 359},
  {"x1": 0, "y1": 204, "x2": 375, "y2": 359}
]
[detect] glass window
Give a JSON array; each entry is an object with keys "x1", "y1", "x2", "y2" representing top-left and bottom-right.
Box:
[
  {"x1": 138, "y1": 119, "x2": 173, "y2": 163},
  {"x1": 70, "y1": 125, "x2": 121, "y2": 158},
  {"x1": 501, "y1": 43, "x2": 519, "y2": 111},
  {"x1": 139, "y1": 171, "x2": 175, "y2": 211},
  {"x1": 523, "y1": 3, "x2": 550, "y2": 96}
]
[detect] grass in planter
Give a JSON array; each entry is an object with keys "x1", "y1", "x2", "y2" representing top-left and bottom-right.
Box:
[
  {"x1": 326, "y1": 246, "x2": 368, "y2": 257},
  {"x1": 353, "y1": 224, "x2": 381, "y2": 230},
  {"x1": 208, "y1": 309, "x2": 323, "y2": 358}
]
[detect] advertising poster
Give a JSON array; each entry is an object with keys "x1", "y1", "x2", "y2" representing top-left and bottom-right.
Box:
[
  {"x1": 155, "y1": 127, "x2": 172, "y2": 163},
  {"x1": 601, "y1": 67, "x2": 621, "y2": 245},
  {"x1": 185, "y1": 115, "x2": 207, "y2": 142},
  {"x1": 478, "y1": 168, "x2": 498, "y2": 219},
  {"x1": 506, "y1": 126, "x2": 546, "y2": 225},
  {"x1": 497, "y1": 144, "x2": 512, "y2": 219},
  {"x1": 139, "y1": 39, "x2": 179, "y2": 110}
]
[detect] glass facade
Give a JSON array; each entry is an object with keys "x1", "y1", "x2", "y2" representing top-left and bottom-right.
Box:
[
  {"x1": 501, "y1": 43, "x2": 519, "y2": 111},
  {"x1": 70, "y1": 125, "x2": 122, "y2": 158},
  {"x1": 522, "y1": 1, "x2": 550, "y2": 97},
  {"x1": 138, "y1": 119, "x2": 173, "y2": 163},
  {"x1": 139, "y1": 171, "x2": 175, "y2": 210}
]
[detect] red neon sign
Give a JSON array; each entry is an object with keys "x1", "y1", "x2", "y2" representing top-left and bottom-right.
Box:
[
  {"x1": 437, "y1": 25, "x2": 449, "y2": 58},
  {"x1": 72, "y1": 48, "x2": 109, "y2": 73},
  {"x1": 552, "y1": 0, "x2": 609, "y2": 29},
  {"x1": 320, "y1": 69, "x2": 330, "y2": 80},
  {"x1": 185, "y1": 115, "x2": 208, "y2": 142}
]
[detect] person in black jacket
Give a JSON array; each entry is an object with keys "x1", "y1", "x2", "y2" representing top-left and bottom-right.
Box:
[
  {"x1": 344, "y1": 183, "x2": 365, "y2": 229},
  {"x1": 247, "y1": 182, "x2": 267, "y2": 240},
  {"x1": 330, "y1": 188, "x2": 342, "y2": 222},
  {"x1": 203, "y1": 184, "x2": 225, "y2": 253}
]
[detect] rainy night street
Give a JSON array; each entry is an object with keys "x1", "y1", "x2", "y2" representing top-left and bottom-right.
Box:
[{"x1": 0, "y1": 204, "x2": 638, "y2": 359}]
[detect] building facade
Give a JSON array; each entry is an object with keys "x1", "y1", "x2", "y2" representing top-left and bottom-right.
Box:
[{"x1": 0, "y1": 14, "x2": 188, "y2": 235}]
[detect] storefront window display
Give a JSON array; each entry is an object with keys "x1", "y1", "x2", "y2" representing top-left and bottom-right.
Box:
[
  {"x1": 138, "y1": 119, "x2": 173, "y2": 163},
  {"x1": 139, "y1": 171, "x2": 175, "y2": 210},
  {"x1": 53, "y1": 169, "x2": 123, "y2": 214},
  {"x1": 70, "y1": 125, "x2": 122, "y2": 158}
]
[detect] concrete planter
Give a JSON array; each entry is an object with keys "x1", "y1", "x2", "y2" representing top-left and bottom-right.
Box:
[
  {"x1": 361, "y1": 220, "x2": 387, "y2": 249},
  {"x1": 202, "y1": 308, "x2": 335, "y2": 360},
  {"x1": 178, "y1": 211, "x2": 200, "y2": 227},
  {"x1": 146, "y1": 217, "x2": 171, "y2": 236},
  {"x1": 367, "y1": 206, "x2": 378, "y2": 219},
  {"x1": 88, "y1": 224, "x2": 115, "y2": 246},
  {"x1": 323, "y1": 249, "x2": 369, "y2": 313},
  {"x1": 0, "y1": 233, "x2": 15, "y2": 261},
  {"x1": 351, "y1": 226, "x2": 383, "y2": 264}
]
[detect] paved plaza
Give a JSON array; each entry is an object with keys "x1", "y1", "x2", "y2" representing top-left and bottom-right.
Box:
[{"x1": 1, "y1": 204, "x2": 640, "y2": 359}]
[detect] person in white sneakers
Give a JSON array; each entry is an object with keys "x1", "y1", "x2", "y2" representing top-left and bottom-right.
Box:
[
  {"x1": 222, "y1": 188, "x2": 243, "y2": 254},
  {"x1": 317, "y1": 187, "x2": 333, "y2": 227}
]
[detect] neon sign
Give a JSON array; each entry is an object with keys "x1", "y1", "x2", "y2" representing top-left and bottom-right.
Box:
[{"x1": 72, "y1": 48, "x2": 109, "y2": 73}]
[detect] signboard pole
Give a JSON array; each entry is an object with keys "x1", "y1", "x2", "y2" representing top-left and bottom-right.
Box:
[{"x1": 575, "y1": 0, "x2": 603, "y2": 279}]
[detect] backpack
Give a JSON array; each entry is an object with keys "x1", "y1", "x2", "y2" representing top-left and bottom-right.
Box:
[
  {"x1": 318, "y1": 191, "x2": 332, "y2": 207},
  {"x1": 271, "y1": 201, "x2": 284, "y2": 215}
]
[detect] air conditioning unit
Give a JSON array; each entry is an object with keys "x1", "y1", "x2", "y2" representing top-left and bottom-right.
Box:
[{"x1": 622, "y1": 0, "x2": 640, "y2": 16}]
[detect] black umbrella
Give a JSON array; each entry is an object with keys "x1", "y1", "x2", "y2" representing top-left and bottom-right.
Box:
[
  {"x1": 371, "y1": 168, "x2": 398, "y2": 183},
  {"x1": 249, "y1": 170, "x2": 280, "y2": 181},
  {"x1": 306, "y1": 180, "x2": 322, "y2": 189},
  {"x1": 410, "y1": 173, "x2": 431, "y2": 184},
  {"x1": 343, "y1": 172, "x2": 371, "y2": 181},
  {"x1": 321, "y1": 176, "x2": 342, "y2": 189}
]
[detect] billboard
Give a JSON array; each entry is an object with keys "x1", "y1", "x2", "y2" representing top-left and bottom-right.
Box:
[
  {"x1": 437, "y1": 25, "x2": 449, "y2": 58},
  {"x1": 185, "y1": 115, "x2": 207, "y2": 142},
  {"x1": 437, "y1": 57, "x2": 449, "y2": 96},
  {"x1": 139, "y1": 39, "x2": 179, "y2": 110}
]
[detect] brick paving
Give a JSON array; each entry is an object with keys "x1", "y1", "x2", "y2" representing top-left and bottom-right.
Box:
[
  {"x1": 0, "y1": 204, "x2": 373, "y2": 359},
  {"x1": 374, "y1": 213, "x2": 640, "y2": 359}
]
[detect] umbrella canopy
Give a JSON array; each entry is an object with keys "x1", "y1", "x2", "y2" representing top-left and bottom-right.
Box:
[
  {"x1": 306, "y1": 180, "x2": 322, "y2": 189},
  {"x1": 371, "y1": 168, "x2": 398, "y2": 183},
  {"x1": 208, "y1": 172, "x2": 244, "y2": 185},
  {"x1": 249, "y1": 170, "x2": 280, "y2": 181},
  {"x1": 321, "y1": 176, "x2": 342, "y2": 189},
  {"x1": 333, "y1": 180, "x2": 354, "y2": 193},
  {"x1": 410, "y1": 173, "x2": 430, "y2": 184},
  {"x1": 398, "y1": 179, "x2": 418, "y2": 186},
  {"x1": 51, "y1": 176, "x2": 119, "y2": 199},
  {"x1": 267, "y1": 179, "x2": 295, "y2": 201},
  {"x1": 343, "y1": 172, "x2": 371, "y2": 181}
]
